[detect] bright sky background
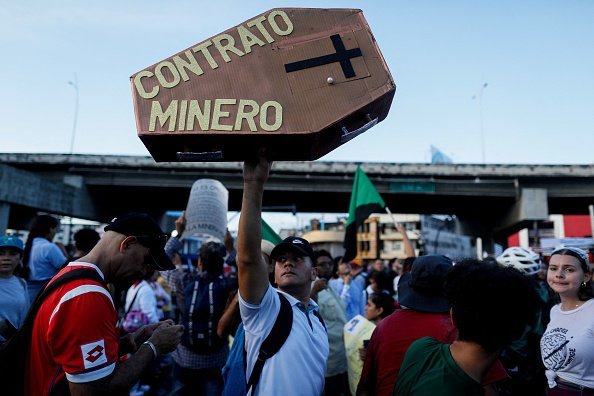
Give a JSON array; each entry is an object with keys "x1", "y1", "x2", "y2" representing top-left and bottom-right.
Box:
[{"x1": 2, "y1": 1, "x2": 593, "y2": 165}]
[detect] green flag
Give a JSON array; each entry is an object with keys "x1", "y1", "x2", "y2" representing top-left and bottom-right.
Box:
[
  {"x1": 343, "y1": 166, "x2": 385, "y2": 261},
  {"x1": 262, "y1": 219, "x2": 282, "y2": 245}
]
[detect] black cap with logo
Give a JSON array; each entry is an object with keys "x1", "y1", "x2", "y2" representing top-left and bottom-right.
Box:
[
  {"x1": 270, "y1": 236, "x2": 315, "y2": 263},
  {"x1": 104, "y1": 212, "x2": 174, "y2": 271}
]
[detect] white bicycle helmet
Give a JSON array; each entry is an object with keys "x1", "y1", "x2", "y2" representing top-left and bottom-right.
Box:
[{"x1": 496, "y1": 247, "x2": 541, "y2": 276}]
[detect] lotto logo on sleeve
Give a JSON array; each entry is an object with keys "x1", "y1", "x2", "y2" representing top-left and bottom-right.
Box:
[{"x1": 81, "y1": 340, "x2": 108, "y2": 369}]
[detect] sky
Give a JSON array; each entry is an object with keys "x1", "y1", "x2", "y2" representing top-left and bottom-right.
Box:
[{"x1": 1, "y1": 0, "x2": 593, "y2": 165}]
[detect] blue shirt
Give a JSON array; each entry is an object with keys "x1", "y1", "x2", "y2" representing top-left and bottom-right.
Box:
[
  {"x1": 0, "y1": 276, "x2": 30, "y2": 341},
  {"x1": 28, "y1": 238, "x2": 67, "y2": 281},
  {"x1": 314, "y1": 282, "x2": 348, "y2": 376},
  {"x1": 240, "y1": 285, "x2": 329, "y2": 396},
  {"x1": 329, "y1": 278, "x2": 364, "y2": 320}
]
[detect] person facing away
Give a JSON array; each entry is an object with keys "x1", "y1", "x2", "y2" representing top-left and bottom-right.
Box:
[
  {"x1": 171, "y1": 241, "x2": 238, "y2": 396},
  {"x1": 394, "y1": 259, "x2": 538, "y2": 396},
  {"x1": 22, "y1": 214, "x2": 68, "y2": 302},
  {"x1": 71, "y1": 228, "x2": 100, "y2": 260},
  {"x1": 0, "y1": 235, "x2": 30, "y2": 342},
  {"x1": 311, "y1": 249, "x2": 351, "y2": 396},
  {"x1": 357, "y1": 255, "x2": 456, "y2": 396},
  {"x1": 25, "y1": 212, "x2": 184, "y2": 396},
  {"x1": 237, "y1": 151, "x2": 329, "y2": 396}
]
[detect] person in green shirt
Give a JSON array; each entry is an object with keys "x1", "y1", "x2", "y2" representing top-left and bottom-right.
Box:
[{"x1": 394, "y1": 259, "x2": 538, "y2": 395}]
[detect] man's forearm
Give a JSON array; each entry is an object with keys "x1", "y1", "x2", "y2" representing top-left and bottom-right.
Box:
[
  {"x1": 217, "y1": 294, "x2": 239, "y2": 338},
  {"x1": 237, "y1": 182, "x2": 264, "y2": 266},
  {"x1": 107, "y1": 344, "x2": 155, "y2": 389},
  {"x1": 237, "y1": 156, "x2": 271, "y2": 304},
  {"x1": 69, "y1": 343, "x2": 155, "y2": 395}
]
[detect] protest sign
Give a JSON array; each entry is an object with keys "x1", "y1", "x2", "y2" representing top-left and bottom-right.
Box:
[
  {"x1": 131, "y1": 8, "x2": 395, "y2": 161},
  {"x1": 344, "y1": 314, "x2": 376, "y2": 395},
  {"x1": 184, "y1": 179, "x2": 228, "y2": 242}
]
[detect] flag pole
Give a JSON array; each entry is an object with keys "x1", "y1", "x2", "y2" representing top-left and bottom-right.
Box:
[
  {"x1": 385, "y1": 206, "x2": 399, "y2": 228},
  {"x1": 385, "y1": 207, "x2": 416, "y2": 258}
]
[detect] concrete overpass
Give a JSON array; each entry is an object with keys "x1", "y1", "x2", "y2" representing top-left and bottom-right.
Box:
[{"x1": 1, "y1": 153, "x2": 594, "y2": 242}]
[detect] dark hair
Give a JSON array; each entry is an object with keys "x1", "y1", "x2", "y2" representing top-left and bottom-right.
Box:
[
  {"x1": 402, "y1": 256, "x2": 416, "y2": 273},
  {"x1": 370, "y1": 270, "x2": 394, "y2": 294},
  {"x1": 199, "y1": 242, "x2": 226, "y2": 276},
  {"x1": 444, "y1": 259, "x2": 538, "y2": 353},
  {"x1": 144, "y1": 267, "x2": 156, "y2": 281},
  {"x1": 314, "y1": 249, "x2": 332, "y2": 261},
  {"x1": 369, "y1": 293, "x2": 396, "y2": 318},
  {"x1": 550, "y1": 248, "x2": 593, "y2": 301},
  {"x1": 332, "y1": 256, "x2": 343, "y2": 279},
  {"x1": 74, "y1": 228, "x2": 100, "y2": 253},
  {"x1": 23, "y1": 215, "x2": 60, "y2": 269}
]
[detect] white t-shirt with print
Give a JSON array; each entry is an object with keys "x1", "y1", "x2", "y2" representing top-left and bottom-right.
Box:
[{"x1": 541, "y1": 298, "x2": 594, "y2": 388}]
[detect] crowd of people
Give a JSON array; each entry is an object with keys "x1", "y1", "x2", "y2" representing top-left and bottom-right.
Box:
[{"x1": 1, "y1": 153, "x2": 593, "y2": 395}]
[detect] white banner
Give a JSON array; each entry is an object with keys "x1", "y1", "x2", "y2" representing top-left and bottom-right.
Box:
[
  {"x1": 184, "y1": 179, "x2": 228, "y2": 242},
  {"x1": 421, "y1": 215, "x2": 472, "y2": 260},
  {"x1": 540, "y1": 237, "x2": 594, "y2": 249}
]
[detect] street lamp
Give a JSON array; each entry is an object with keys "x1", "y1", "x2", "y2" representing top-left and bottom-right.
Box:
[{"x1": 67, "y1": 74, "x2": 79, "y2": 154}]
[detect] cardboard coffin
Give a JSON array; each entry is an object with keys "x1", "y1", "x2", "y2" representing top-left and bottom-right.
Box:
[{"x1": 131, "y1": 8, "x2": 395, "y2": 162}]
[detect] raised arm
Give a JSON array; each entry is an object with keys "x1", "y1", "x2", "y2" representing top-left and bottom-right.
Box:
[
  {"x1": 237, "y1": 152, "x2": 272, "y2": 304},
  {"x1": 396, "y1": 223, "x2": 415, "y2": 258}
]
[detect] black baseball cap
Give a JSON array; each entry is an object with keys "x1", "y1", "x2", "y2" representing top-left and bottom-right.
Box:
[
  {"x1": 270, "y1": 236, "x2": 315, "y2": 263},
  {"x1": 104, "y1": 212, "x2": 174, "y2": 271}
]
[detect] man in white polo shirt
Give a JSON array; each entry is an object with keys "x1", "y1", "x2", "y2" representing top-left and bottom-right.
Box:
[{"x1": 237, "y1": 152, "x2": 329, "y2": 396}]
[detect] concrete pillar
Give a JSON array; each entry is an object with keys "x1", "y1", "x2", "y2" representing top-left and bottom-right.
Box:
[
  {"x1": 497, "y1": 188, "x2": 549, "y2": 232},
  {"x1": 0, "y1": 202, "x2": 9, "y2": 235}
]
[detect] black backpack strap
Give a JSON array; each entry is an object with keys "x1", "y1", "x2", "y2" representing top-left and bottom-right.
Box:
[
  {"x1": 246, "y1": 292, "x2": 293, "y2": 394},
  {"x1": 0, "y1": 268, "x2": 107, "y2": 395},
  {"x1": 29, "y1": 268, "x2": 107, "y2": 321},
  {"x1": 119, "y1": 282, "x2": 146, "y2": 329},
  {"x1": 313, "y1": 310, "x2": 327, "y2": 332}
]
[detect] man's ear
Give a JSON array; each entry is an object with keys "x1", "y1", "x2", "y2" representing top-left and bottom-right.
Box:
[
  {"x1": 120, "y1": 236, "x2": 136, "y2": 253},
  {"x1": 449, "y1": 307, "x2": 457, "y2": 328},
  {"x1": 311, "y1": 266, "x2": 317, "y2": 281}
]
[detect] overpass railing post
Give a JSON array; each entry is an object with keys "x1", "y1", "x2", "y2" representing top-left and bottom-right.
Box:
[{"x1": 0, "y1": 202, "x2": 9, "y2": 235}]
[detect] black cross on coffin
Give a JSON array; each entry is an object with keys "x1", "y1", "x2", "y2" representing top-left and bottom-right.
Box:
[{"x1": 284, "y1": 34, "x2": 363, "y2": 79}]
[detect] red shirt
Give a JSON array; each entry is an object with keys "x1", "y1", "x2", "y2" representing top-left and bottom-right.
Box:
[
  {"x1": 358, "y1": 309, "x2": 457, "y2": 396},
  {"x1": 25, "y1": 263, "x2": 119, "y2": 395}
]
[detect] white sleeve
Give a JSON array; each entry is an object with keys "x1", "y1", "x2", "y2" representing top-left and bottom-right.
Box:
[{"x1": 137, "y1": 283, "x2": 159, "y2": 324}]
